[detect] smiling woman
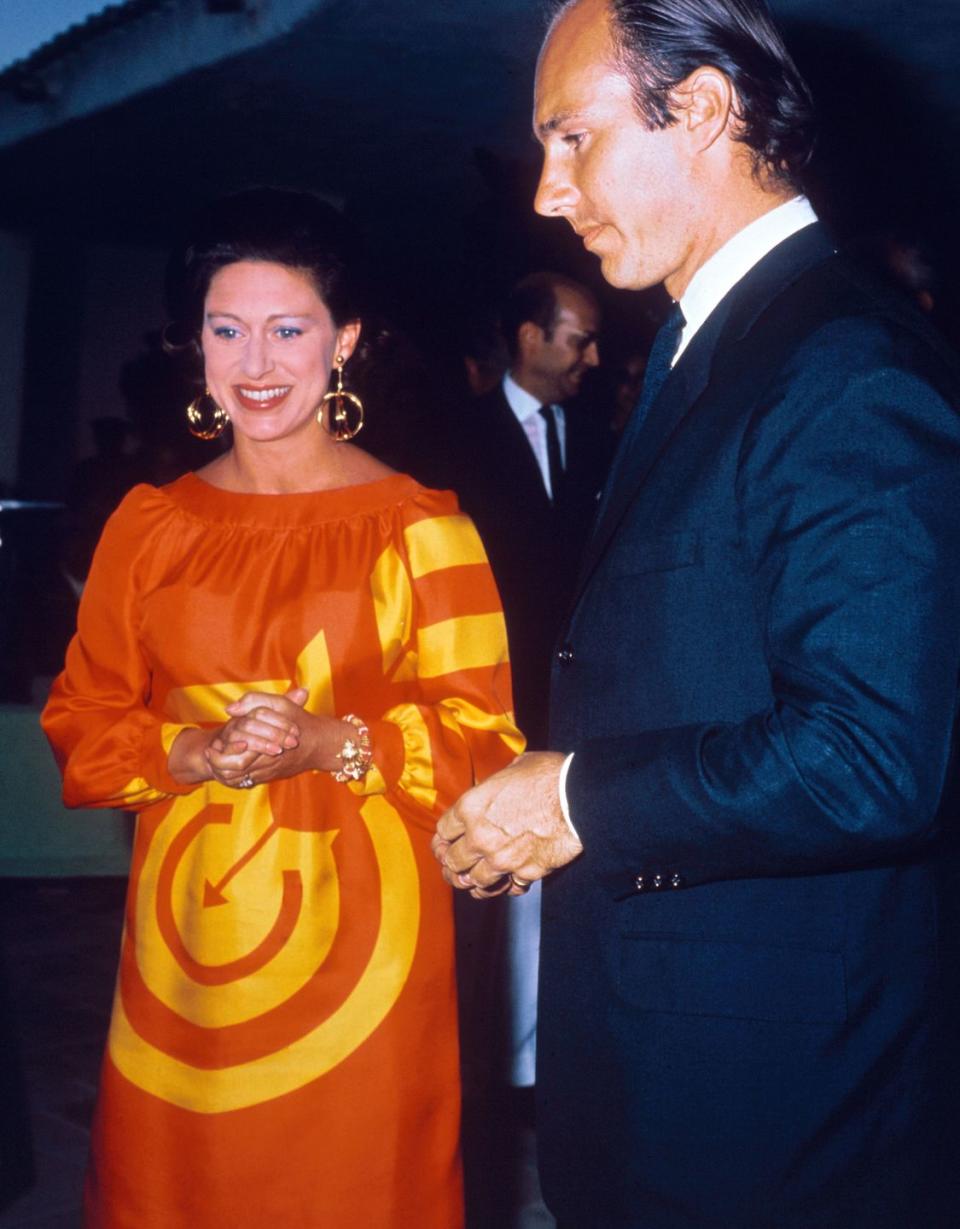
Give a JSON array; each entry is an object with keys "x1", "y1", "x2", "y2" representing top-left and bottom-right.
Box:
[
  {"x1": 202, "y1": 260, "x2": 360, "y2": 448},
  {"x1": 40, "y1": 187, "x2": 524, "y2": 1229},
  {"x1": 166, "y1": 189, "x2": 370, "y2": 489}
]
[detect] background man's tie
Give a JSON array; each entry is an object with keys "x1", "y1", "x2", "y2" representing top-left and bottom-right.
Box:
[{"x1": 539, "y1": 404, "x2": 565, "y2": 504}]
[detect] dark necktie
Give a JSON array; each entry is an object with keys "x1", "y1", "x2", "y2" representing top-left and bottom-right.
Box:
[
  {"x1": 630, "y1": 301, "x2": 686, "y2": 435},
  {"x1": 539, "y1": 405, "x2": 564, "y2": 504},
  {"x1": 593, "y1": 303, "x2": 685, "y2": 527}
]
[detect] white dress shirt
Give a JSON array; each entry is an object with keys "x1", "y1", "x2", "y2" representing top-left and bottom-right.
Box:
[
  {"x1": 502, "y1": 371, "x2": 567, "y2": 501},
  {"x1": 559, "y1": 196, "x2": 820, "y2": 836},
  {"x1": 674, "y1": 195, "x2": 819, "y2": 363}
]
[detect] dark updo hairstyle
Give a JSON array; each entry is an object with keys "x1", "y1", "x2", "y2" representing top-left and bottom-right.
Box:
[{"x1": 164, "y1": 186, "x2": 363, "y2": 348}]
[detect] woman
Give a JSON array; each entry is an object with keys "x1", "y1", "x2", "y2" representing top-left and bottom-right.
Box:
[{"x1": 42, "y1": 188, "x2": 522, "y2": 1229}]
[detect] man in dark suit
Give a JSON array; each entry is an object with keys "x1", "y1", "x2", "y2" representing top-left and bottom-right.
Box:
[
  {"x1": 450, "y1": 272, "x2": 605, "y2": 750},
  {"x1": 445, "y1": 272, "x2": 609, "y2": 1223},
  {"x1": 435, "y1": 2, "x2": 960, "y2": 1226}
]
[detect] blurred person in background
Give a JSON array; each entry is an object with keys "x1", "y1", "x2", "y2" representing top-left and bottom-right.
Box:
[{"x1": 441, "y1": 270, "x2": 611, "y2": 1225}]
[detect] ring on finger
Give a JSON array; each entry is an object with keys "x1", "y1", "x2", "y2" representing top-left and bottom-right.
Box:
[
  {"x1": 510, "y1": 874, "x2": 531, "y2": 890},
  {"x1": 237, "y1": 775, "x2": 256, "y2": 789}
]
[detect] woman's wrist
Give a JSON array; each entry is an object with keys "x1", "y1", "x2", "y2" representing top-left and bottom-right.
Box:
[
  {"x1": 294, "y1": 714, "x2": 356, "y2": 774},
  {"x1": 168, "y1": 727, "x2": 215, "y2": 785},
  {"x1": 330, "y1": 715, "x2": 373, "y2": 782},
  {"x1": 307, "y1": 715, "x2": 374, "y2": 779}
]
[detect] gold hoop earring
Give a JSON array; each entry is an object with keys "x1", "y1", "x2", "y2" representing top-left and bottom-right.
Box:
[
  {"x1": 319, "y1": 355, "x2": 364, "y2": 442},
  {"x1": 186, "y1": 388, "x2": 229, "y2": 440}
]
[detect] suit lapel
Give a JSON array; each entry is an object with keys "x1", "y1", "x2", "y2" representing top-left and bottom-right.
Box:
[
  {"x1": 571, "y1": 223, "x2": 836, "y2": 604},
  {"x1": 486, "y1": 388, "x2": 553, "y2": 516},
  {"x1": 579, "y1": 306, "x2": 726, "y2": 587}
]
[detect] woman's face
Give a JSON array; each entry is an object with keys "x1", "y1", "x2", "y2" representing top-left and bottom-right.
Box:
[{"x1": 201, "y1": 260, "x2": 359, "y2": 444}]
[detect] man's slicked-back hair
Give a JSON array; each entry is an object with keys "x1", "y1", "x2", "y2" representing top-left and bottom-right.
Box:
[
  {"x1": 554, "y1": 0, "x2": 816, "y2": 188},
  {"x1": 501, "y1": 271, "x2": 595, "y2": 362}
]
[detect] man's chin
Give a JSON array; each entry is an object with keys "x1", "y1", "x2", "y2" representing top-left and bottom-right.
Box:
[
  {"x1": 598, "y1": 248, "x2": 652, "y2": 291},
  {"x1": 598, "y1": 252, "x2": 636, "y2": 289}
]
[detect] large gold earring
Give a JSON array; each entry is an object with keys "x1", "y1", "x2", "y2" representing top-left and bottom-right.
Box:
[
  {"x1": 186, "y1": 388, "x2": 229, "y2": 440},
  {"x1": 319, "y1": 354, "x2": 364, "y2": 442}
]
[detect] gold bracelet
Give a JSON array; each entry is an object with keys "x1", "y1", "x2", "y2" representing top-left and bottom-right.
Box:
[{"x1": 332, "y1": 714, "x2": 373, "y2": 782}]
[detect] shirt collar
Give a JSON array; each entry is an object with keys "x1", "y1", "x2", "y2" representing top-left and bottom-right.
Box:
[
  {"x1": 675, "y1": 195, "x2": 818, "y2": 362},
  {"x1": 503, "y1": 371, "x2": 555, "y2": 423}
]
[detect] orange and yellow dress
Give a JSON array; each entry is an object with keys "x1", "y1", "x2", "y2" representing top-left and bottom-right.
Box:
[{"x1": 41, "y1": 472, "x2": 522, "y2": 1229}]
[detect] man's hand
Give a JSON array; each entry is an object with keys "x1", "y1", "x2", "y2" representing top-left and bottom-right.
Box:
[{"x1": 432, "y1": 752, "x2": 583, "y2": 898}]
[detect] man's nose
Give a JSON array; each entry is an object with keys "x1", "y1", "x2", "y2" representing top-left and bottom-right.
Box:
[
  {"x1": 583, "y1": 339, "x2": 600, "y2": 367},
  {"x1": 534, "y1": 157, "x2": 576, "y2": 218}
]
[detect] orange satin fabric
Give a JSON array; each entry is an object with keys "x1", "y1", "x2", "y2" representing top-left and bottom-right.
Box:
[{"x1": 42, "y1": 472, "x2": 523, "y2": 1229}]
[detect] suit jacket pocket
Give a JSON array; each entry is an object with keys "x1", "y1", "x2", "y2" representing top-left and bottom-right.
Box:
[
  {"x1": 618, "y1": 933, "x2": 847, "y2": 1025},
  {"x1": 611, "y1": 530, "x2": 701, "y2": 576}
]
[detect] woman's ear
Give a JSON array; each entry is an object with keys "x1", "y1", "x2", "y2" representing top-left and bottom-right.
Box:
[{"x1": 336, "y1": 319, "x2": 362, "y2": 362}]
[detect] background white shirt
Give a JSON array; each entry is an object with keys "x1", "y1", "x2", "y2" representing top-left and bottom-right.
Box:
[{"x1": 502, "y1": 371, "x2": 567, "y2": 502}]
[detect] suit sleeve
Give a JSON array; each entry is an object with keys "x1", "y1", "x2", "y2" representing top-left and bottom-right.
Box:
[
  {"x1": 348, "y1": 500, "x2": 525, "y2": 825},
  {"x1": 41, "y1": 487, "x2": 200, "y2": 811},
  {"x1": 567, "y1": 319, "x2": 960, "y2": 888}
]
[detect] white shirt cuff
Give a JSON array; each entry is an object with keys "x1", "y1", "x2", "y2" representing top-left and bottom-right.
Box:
[{"x1": 558, "y1": 752, "x2": 580, "y2": 842}]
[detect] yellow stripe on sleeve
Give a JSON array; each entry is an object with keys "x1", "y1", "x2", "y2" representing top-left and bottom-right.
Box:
[
  {"x1": 439, "y1": 698, "x2": 524, "y2": 753},
  {"x1": 394, "y1": 706, "x2": 438, "y2": 810},
  {"x1": 117, "y1": 775, "x2": 169, "y2": 806},
  {"x1": 370, "y1": 543, "x2": 417, "y2": 679},
  {"x1": 417, "y1": 613, "x2": 509, "y2": 679},
  {"x1": 404, "y1": 515, "x2": 487, "y2": 579}
]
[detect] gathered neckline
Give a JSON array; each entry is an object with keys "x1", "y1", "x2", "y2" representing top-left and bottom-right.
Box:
[{"x1": 158, "y1": 470, "x2": 430, "y2": 528}]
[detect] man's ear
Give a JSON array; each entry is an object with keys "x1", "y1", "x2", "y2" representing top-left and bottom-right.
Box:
[
  {"x1": 672, "y1": 66, "x2": 735, "y2": 154},
  {"x1": 518, "y1": 320, "x2": 545, "y2": 358}
]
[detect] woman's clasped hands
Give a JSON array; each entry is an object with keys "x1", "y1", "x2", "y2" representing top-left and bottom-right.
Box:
[
  {"x1": 206, "y1": 685, "x2": 309, "y2": 789},
  {"x1": 169, "y1": 686, "x2": 357, "y2": 790}
]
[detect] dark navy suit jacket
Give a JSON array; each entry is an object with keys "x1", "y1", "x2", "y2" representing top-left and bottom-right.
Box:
[{"x1": 541, "y1": 224, "x2": 960, "y2": 1228}]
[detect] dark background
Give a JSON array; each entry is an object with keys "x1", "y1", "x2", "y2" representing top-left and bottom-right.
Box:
[
  {"x1": 0, "y1": 0, "x2": 957, "y2": 448},
  {"x1": 0, "y1": 0, "x2": 957, "y2": 689}
]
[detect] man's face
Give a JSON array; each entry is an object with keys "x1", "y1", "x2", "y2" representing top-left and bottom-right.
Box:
[
  {"x1": 533, "y1": 0, "x2": 700, "y2": 296},
  {"x1": 529, "y1": 286, "x2": 600, "y2": 402}
]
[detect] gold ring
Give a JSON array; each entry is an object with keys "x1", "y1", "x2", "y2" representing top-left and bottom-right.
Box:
[{"x1": 510, "y1": 875, "x2": 531, "y2": 890}]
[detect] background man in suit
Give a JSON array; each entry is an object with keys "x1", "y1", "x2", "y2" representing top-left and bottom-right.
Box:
[
  {"x1": 445, "y1": 272, "x2": 608, "y2": 1224},
  {"x1": 435, "y1": 1, "x2": 960, "y2": 1226},
  {"x1": 451, "y1": 271, "x2": 604, "y2": 750}
]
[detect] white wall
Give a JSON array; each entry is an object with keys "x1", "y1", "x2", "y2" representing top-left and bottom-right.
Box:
[{"x1": 0, "y1": 230, "x2": 31, "y2": 492}]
